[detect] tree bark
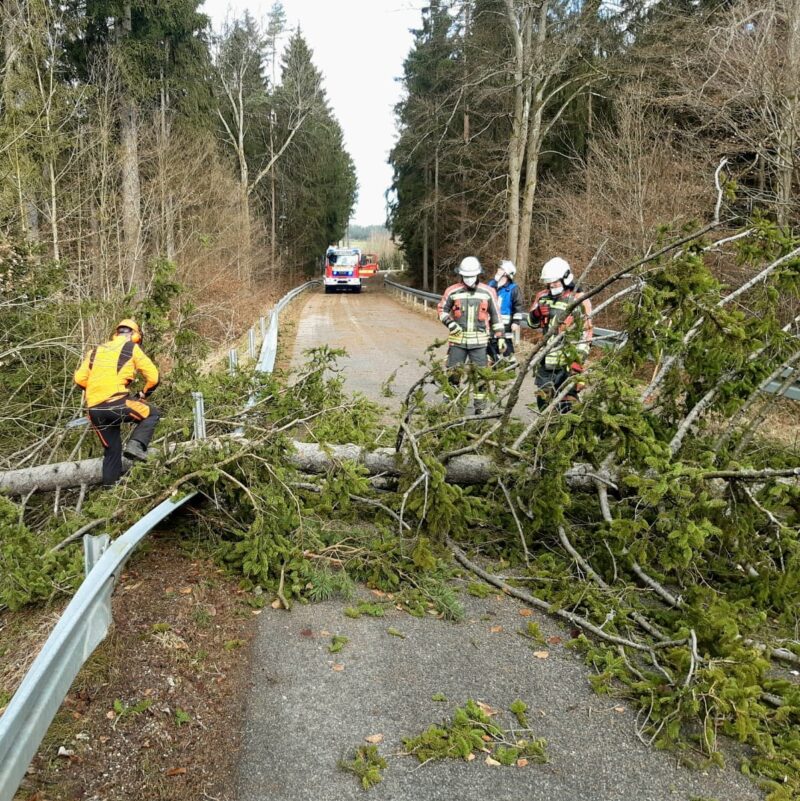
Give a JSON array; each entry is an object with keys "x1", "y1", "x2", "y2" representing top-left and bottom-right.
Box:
[
  {"x1": 119, "y1": 2, "x2": 142, "y2": 291},
  {"x1": 515, "y1": 1, "x2": 548, "y2": 283},
  {"x1": 776, "y1": 0, "x2": 800, "y2": 227},
  {"x1": 503, "y1": 0, "x2": 528, "y2": 265},
  {"x1": 0, "y1": 440, "x2": 499, "y2": 495},
  {"x1": 423, "y1": 164, "x2": 430, "y2": 291}
]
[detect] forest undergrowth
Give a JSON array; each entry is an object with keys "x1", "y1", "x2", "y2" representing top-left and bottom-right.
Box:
[{"x1": 2, "y1": 218, "x2": 800, "y2": 799}]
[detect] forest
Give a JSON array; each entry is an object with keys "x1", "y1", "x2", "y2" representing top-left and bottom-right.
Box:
[
  {"x1": 389, "y1": 0, "x2": 800, "y2": 293},
  {"x1": 2, "y1": 2, "x2": 800, "y2": 800}
]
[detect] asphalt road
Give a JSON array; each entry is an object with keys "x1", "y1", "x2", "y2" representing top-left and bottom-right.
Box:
[
  {"x1": 288, "y1": 280, "x2": 538, "y2": 419},
  {"x1": 289, "y1": 280, "x2": 446, "y2": 412},
  {"x1": 236, "y1": 592, "x2": 761, "y2": 801},
  {"x1": 237, "y1": 279, "x2": 763, "y2": 801}
]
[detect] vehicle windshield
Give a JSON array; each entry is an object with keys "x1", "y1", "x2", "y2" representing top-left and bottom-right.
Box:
[{"x1": 332, "y1": 254, "x2": 358, "y2": 267}]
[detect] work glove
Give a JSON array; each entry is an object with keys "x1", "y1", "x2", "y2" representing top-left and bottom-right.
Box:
[
  {"x1": 497, "y1": 338, "x2": 508, "y2": 354},
  {"x1": 569, "y1": 361, "x2": 583, "y2": 374},
  {"x1": 447, "y1": 321, "x2": 463, "y2": 335}
]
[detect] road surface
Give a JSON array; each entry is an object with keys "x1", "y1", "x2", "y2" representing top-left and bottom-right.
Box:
[{"x1": 236, "y1": 279, "x2": 761, "y2": 801}]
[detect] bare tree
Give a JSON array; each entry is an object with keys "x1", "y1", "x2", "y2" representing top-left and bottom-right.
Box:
[
  {"x1": 683, "y1": 0, "x2": 800, "y2": 226},
  {"x1": 501, "y1": 0, "x2": 602, "y2": 281}
]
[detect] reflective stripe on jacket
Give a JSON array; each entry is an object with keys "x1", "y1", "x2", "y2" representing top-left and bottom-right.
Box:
[
  {"x1": 438, "y1": 281, "x2": 504, "y2": 347},
  {"x1": 488, "y1": 279, "x2": 524, "y2": 327},
  {"x1": 74, "y1": 335, "x2": 159, "y2": 408},
  {"x1": 528, "y1": 289, "x2": 593, "y2": 368}
]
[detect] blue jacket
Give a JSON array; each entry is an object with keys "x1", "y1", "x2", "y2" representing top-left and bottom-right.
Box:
[{"x1": 488, "y1": 279, "x2": 524, "y2": 328}]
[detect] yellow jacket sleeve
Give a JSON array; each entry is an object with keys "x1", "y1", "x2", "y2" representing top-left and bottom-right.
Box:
[
  {"x1": 74, "y1": 353, "x2": 91, "y2": 389},
  {"x1": 133, "y1": 345, "x2": 160, "y2": 396}
]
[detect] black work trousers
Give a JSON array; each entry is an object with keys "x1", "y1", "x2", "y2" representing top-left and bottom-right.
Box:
[
  {"x1": 446, "y1": 344, "x2": 489, "y2": 411},
  {"x1": 534, "y1": 366, "x2": 577, "y2": 414},
  {"x1": 88, "y1": 396, "x2": 160, "y2": 485}
]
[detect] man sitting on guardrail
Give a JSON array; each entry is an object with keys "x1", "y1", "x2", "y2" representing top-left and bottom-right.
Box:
[
  {"x1": 74, "y1": 319, "x2": 161, "y2": 486},
  {"x1": 528, "y1": 257, "x2": 593, "y2": 413},
  {"x1": 438, "y1": 256, "x2": 505, "y2": 413}
]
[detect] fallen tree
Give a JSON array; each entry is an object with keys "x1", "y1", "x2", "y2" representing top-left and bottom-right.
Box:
[{"x1": 3, "y1": 216, "x2": 800, "y2": 798}]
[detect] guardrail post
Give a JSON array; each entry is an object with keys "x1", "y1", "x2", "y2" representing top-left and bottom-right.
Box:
[
  {"x1": 191, "y1": 392, "x2": 206, "y2": 440},
  {"x1": 83, "y1": 533, "x2": 110, "y2": 576},
  {"x1": 229, "y1": 349, "x2": 238, "y2": 374},
  {"x1": 248, "y1": 328, "x2": 256, "y2": 359},
  {"x1": 260, "y1": 316, "x2": 267, "y2": 338}
]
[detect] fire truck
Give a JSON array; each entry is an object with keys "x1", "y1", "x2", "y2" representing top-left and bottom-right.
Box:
[
  {"x1": 359, "y1": 252, "x2": 380, "y2": 277},
  {"x1": 324, "y1": 247, "x2": 362, "y2": 293}
]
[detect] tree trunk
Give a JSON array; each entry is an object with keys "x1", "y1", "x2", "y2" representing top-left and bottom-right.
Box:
[
  {"x1": 160, "y1": 58, "x2": 176, "y2": 263},
  {"x1": 270, "y1": 120, "x2": 276, "y2": 269},
  {"x1": 423, "y1": 164, "x2": 430, "y2": 291},
  {"x1": 0, "y1": 440, "x2": 494, "y2": 495},
  {"x1": 0, "y1": 437, "x2": 622, "y2": 496},
  {"x1": 3, "y1": 0, "x2": 39, "y2": 244},
  {"x1": 503, "y1": 0, "x2": 527, "y2": 265},
  {"x1": 460, "y1": 0, "x2": 470, "y2": 241},
  {"x1": 47, "y1": 159, "x2": 59, "y2": 261},
  {"x1": 433, "y1": 147, "x2": 439, "y2": 285},
  {"x1": 776, "y1": 0, "x2": 800, "y2": 227},
  {"x1": 515, "y1": 1, "x2": 548, "y2": 283},
  {"x1": 119, "y1": 2, "x2": 142, "y2": 291}
]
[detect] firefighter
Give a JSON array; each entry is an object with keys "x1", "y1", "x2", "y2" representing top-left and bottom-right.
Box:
[
  {"x1": 527, "y1": 257, "x2": 593, "y2": 413},
  {"x1": 437, "y1": 256, "x2": 505, "y2": 413},
  {"x1": 487, "y1": 259, "x2": 524, "y2": 369},
  {"x1": 74, "y1": 319, "x2": 161, "y2": 486}
]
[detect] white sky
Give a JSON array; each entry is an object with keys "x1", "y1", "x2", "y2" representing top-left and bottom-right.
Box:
[{"x1": 201, "y1": 0, "x2": 425, "y2": 227}]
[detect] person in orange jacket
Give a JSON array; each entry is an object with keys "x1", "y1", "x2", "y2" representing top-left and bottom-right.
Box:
[{"x1": 74, "y1": 319, "x2": 160, "y2": 485}]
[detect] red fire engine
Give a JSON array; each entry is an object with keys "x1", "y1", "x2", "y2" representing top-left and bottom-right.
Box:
[{"x1": 324, "y1": 247, "x2": 362, "y2": 293}]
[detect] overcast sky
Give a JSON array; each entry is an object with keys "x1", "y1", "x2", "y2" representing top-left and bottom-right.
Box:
[{"x1": 201, "y1": 0, "x2": 425, "y2": 227}]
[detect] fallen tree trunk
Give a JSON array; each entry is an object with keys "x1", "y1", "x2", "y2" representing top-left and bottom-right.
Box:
[
  {"x1": 0, "y1": 440, "x2": 497, "y2": 494},
  {"x1": 0, "y1": 437, "x2": 616, "y2": 495}
]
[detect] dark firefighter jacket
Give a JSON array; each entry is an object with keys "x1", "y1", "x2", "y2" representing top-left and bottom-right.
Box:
[
  {"x1": 438, "y1": 281, "x2": 504, "y2": 348},
  {"x1": 528, "y1": 288, "x2": 593, "y2": 369}
]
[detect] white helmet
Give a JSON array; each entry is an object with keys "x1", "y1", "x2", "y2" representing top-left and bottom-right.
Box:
[
  {"x1": 499, "y1": 260, "x2": 517, "y2": 278},
  {"x1": 458, "y1": 256, "x2": 482, "y2": 278},
  {"x1": 540, "y1": 257, "x2": 573, "y2": 286}
]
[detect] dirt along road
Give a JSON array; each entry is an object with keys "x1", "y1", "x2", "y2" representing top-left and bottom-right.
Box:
[{"x1": 236, "y1": 278, "x2": 761, "y2": 801}]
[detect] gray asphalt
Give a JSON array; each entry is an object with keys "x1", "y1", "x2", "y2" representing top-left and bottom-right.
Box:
[
  {"x1": 236, "y1": 592, "x2": 760, "y2": 801},
  {"x1": 289, "y1": 280, "x2": 537, "y2": 417}
]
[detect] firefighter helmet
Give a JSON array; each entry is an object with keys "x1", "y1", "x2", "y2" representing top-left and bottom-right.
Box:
[
  {"x1": 499, "y1": 260, "x2": 517, "y2": 278},
  {"x1": 458, "y1": 256, "x2": 482, "y2": 277},
  {"x1": 540, "y1": 257, "x2": 573, "y2": 286}
]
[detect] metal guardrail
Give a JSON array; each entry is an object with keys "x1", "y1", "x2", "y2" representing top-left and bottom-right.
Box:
[
  {"x1": 383, "y1": 276, "x2": 800, "y2": 401},
  {"x1": 382, "y1": 275, "x2": 625, "y2": 346},
  {"x1": 0, "y1": 280, "x2": 318, "y2": 801}
]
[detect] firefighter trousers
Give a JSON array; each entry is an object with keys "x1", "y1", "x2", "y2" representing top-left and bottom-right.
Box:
[
  {"x1": 534, "y1": 366, "x2": 578, "y2": 414},
  {"x1": 446, "y1": 345, "x2": 489, "y2": 411},
  {"x1": 88, "y1": 396, "x2": 160, "y2": 485}
]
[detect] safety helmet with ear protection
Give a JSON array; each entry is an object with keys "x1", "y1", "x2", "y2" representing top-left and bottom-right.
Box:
[
  {"x1": 458, "y1": 256, "x2": 482, "y2": 278},
  {"x1": 540, "y1": 257, "x2": 573, "y2": 286},
  {"x1": 115, "y1": 318, "x2": 142, "y2": 344}
]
